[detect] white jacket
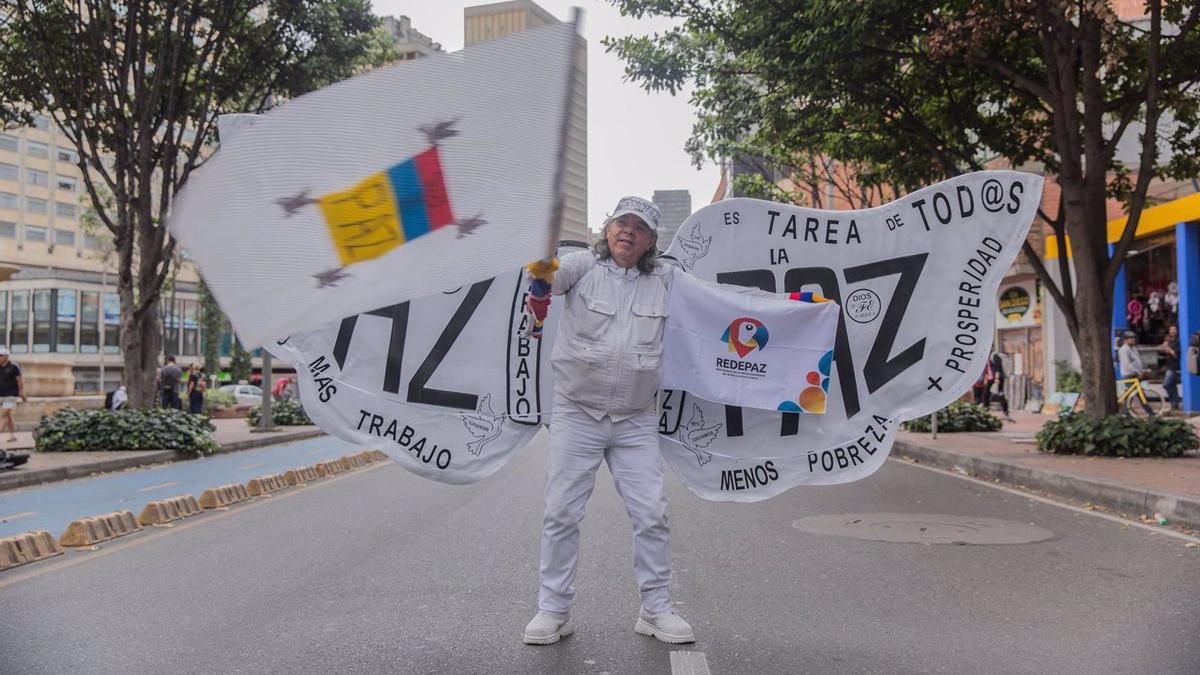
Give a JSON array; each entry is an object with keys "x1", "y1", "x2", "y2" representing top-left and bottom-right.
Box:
[{"x1": 551, "y1": 250, "x2": 671, "y2": 421}]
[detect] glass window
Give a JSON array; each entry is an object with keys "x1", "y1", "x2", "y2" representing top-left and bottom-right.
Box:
[
  {"x1": 0, "y1": 163, "x2": 16, "y2": 181},
  {"x1": 26, "y1": 168, "x2": 48, "y2": 186},
  {"x1": 83, "y1": 233, "x2": 100, "y2": 249},
  {"x1": 10, "y1": 290, "x2": 27, "y2": 353},
  {"x1": 182, "y1": 299, "x2": 198, "y2": 356},
  {"x1": 0, "y1": 192, "x2": 16, "y2": 209},
  {"x1": 54, "y1": 229, "x2": 75, "y2": 246},
  {"x1": 0, "y1": 222, "x2": 14, "y2": 238},
  {"x1": 55, "y1": 202, "x2": 76, "y2": 218},
  {"x1": 26, "y1": 141, "x2": 48, "y2": 159},
  {"x1": 55, "y1": 289, "x2": 76, "y2": 352},
  {"x1": 0, "y1": 292, "x2": 6, "y2": 352},
  {"x1": 103, "y1": 292, "x2": 120, "y2": 353},
  {"x1": 32, "y1": 115, "x2": 50, "y2": 130},
  {"x1": 33, "y1": 289, "x2": 51, "y2": 352},
  {"x1": 80, "y1": 291, "x2": 99, "y2": 353},
  {"x1": 219, "y1": 327, "x2": 232, "y2": 357},
  {"x1": 56, "y1": 148, "x2": 78, "y2": 164},
  {"x1": 26, "y1": 197, "x2": 47, "y2": 214},
  {"x1": 56, "y1": 175, "x2": 77, "y2": 191},
  {"x1": 24, "y1": 225, "x2": 47, "y2": 242},
  {"x1": 0, "y1": 135, "x2": 17, "y2": 152}
]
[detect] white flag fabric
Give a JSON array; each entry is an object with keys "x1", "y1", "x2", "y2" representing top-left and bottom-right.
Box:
[
  {"x1": 662, "y1": 273, "x2": 838, "y2": 412},
  {"x1": 170, "y1": 22, "x2": 577, "y2": 348},
  {"x1": 268, "y1": 241, "x2": 584, "y2": 483},
  {"x1": 657, "y1": 170, "x2": 1043, "y2": 501}
]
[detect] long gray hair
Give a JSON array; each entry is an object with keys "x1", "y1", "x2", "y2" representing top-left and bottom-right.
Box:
[{"x1": 592, "y1": 222, "x2": 659, "y2": 273}]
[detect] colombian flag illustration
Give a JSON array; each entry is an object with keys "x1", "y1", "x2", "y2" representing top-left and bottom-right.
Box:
[{"x1": 317, "y1": 146, "x2": 455, "y2": 266}]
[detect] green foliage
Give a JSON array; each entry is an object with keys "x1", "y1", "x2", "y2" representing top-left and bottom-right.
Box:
[
  {"x1": 902, "y1": 401, "x2": 1003, "y2": 433},
  {"x1": 203, "y1": 388, "x2": 237, "y2": 414},
  {"x1": 35, "y1": 408, "x2": 219, "y2": 455},
  {"x1": 1037, "y1": 414, "x2": 1200, "y2": 458},
  {"x1": 1056, "y1": 360, "x2": 1083, "y2": 394},
  {"x1": 246, "y1": 399, "x2": 312, "y2": 427},
  {"x1": 200, "y1": 280, "x2": 224, "y2": 376},
  {"x1": 228, "y1": 337, "x2": 252, "y2": 385}
]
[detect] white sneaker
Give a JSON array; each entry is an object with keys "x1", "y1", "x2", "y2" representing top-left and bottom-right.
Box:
[
  {"x1": 523, "y1": 611, "x2": 573, "y2": 645},
  {"x1": 634, "y1": 609, "x2": 695, "y2": 644}
]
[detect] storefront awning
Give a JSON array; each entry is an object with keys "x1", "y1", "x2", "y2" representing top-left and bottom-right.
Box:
[{"x1": 1044, "y1": 190, "x2": 1200, "y2": 259}]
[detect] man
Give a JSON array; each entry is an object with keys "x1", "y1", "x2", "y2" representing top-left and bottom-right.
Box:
[
  {"x1": 1117, "y1": 331, "x2": 1153, "y2": 416},
  {"x1": 1160, "y1": 325, "x2": 1181, "y2": 412},
  {"x1": 522, "y1": 196, "x2": 696, "y2": 646},
  {"x1": 0, "y1": 348, "x2": 25, "y2": 442},
  {"x1": 159, "y1": 356, "x2": 183, "y2": 410},
  {"x1": 989, "y1": 351, "x2": 1013, "y2": 422}
]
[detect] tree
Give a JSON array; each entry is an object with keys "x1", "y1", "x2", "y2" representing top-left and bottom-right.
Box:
[
  {"x1": 0, "y1": 0, "x2": 382, "y2": 406},
  {"x1": 199, "y1": 281, "x2": 222, "y2": 379},
  {"x1": 228, "y1": 336, "x2": 252, "y2": 385},
  {"x1": 607, "y1": 0, "x2": 1200, "y2": 417}
]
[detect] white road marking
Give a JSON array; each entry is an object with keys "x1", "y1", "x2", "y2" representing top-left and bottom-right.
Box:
[
  {"x1": 891, "y1": 457, "x2": 1200, "y2": 544},
  {"x1": 137, "y1": 481, "x2": 180, "y2": 493},
  {"x1": 0, "y1": 511, "x2": 35, "y2": 523},
  {"x1": 670, "y1": 651, "x2": 711, "y2": 675}
]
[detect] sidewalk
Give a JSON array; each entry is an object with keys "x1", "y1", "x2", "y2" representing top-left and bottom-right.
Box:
[
  {"x1": 894, "y1": 411, "x2": 1200, "y2": 532},
  {"x1": 0, "y1": 418, "x2": 325, "y2": 492}
]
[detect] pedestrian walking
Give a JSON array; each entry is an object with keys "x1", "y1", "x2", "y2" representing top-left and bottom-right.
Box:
[
  {"x1": 186, "y1": 363, "x2": 206, "y2": 414},
  {"x1": 110, "y1": 384, "x2": 127, "y2": 410},
  {"x1": 990, "y1": 352, "x2": 1013, "y2": 422},
  {"x1": 1160, "y1": 324, "x2": 1181, "y2": 412},
  {"x1": 0, "y1": 348, "x2": 25, "y2": 442},
  {"x1": 159, "y1": 356, "x2": 183, "y2": 410}
]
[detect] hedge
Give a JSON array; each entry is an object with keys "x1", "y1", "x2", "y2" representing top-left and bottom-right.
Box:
[
  {"x1": 35, "y1": 407, "x2": 219, "y2": 455},
  {"x1": 1037, "y1": 414, "x2": 1200, "y2": 458},
  {"x1": 246, "y1": 399, "x2": 312, "y2": 427},
  {"x1": 902, "y1": 401, "x2": 1003, "y2": 433}
]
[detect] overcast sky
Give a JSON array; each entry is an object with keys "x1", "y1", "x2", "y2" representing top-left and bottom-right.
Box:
[{"x1": 372, "y1": 0, "x2": 721, "y2": 233}]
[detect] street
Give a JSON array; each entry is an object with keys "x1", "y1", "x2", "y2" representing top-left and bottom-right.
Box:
[{"x1": 1, "y1": 432, "x2": 1197, "y2": 674}]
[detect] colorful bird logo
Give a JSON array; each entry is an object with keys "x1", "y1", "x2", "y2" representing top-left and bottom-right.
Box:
[{"x1": 721, "y1": 317, "x2": 768, "y2": 358}]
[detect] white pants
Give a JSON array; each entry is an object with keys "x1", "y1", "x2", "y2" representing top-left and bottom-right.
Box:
[{"x1": 538, "y1": 401, "x2": 672, "y2": 615}]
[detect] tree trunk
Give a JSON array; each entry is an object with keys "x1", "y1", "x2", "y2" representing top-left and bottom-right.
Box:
[{"x1": 121, "y1": 293, "x2": 163, "y2": 408}]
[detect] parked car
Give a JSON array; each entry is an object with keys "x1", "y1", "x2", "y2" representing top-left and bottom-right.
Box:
[{"x1": 218, "y1": 384, "x2": 263, "y2": 406}]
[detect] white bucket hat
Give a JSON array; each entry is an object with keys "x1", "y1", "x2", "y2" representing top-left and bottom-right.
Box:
[{"x1": 605, "y1": 196, "x2": 661, "y2": 231}]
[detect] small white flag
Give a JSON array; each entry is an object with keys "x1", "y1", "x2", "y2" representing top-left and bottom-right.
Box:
[
  {"x1": 170, "y1": 22, "x2": 578, "y2": 347},
  {"x1": 662, "y1": 273, "x2": 839, "y2": 412}
]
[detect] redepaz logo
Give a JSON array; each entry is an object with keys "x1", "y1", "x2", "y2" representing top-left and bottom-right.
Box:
[{"x1": 721, "y1": 317, "x2": 768, "y2": 358}]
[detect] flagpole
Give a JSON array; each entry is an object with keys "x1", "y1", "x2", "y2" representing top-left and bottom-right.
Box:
[{"x1": 543, "y1": 7, "x2": 582, "y2": 258}]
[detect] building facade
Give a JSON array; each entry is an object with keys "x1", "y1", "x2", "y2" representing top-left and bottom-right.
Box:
[
  {"x1": 380, "y1": 15, "x2": 444, "y2": 60},
  {"x1": 652, "y1": 189, "x2": 692, "y2": 248},
  {"x1": 464, "y1": 1, "x2": 589, "y2": 243}
]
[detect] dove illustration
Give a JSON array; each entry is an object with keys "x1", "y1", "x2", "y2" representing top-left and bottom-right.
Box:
[
  {"x1": 681, "y1": 403, "x2": 722, "y2": 466},
  {"x1": 677, "y1": 223, "x2": 712, "y2": 270},
  {"x1": 462, "y1": 394, "x2": 504, "y2": 456}
]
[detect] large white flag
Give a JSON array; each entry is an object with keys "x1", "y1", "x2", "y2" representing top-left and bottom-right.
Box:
[
  {"x1": 271, "y1": 172, "x2": 1042, "y2": 503},
  {"x1": 170, "y1": 22, "x2": 578, "y2": 348},
  {"x1": 662, "y1": 273, "x2": 839, "y2": 412}
]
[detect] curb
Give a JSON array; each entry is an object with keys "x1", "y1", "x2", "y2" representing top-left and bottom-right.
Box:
[
  {"x1": 0, "y1": 428, "x2": 327, "y2": 493},
  {"x1": 58, "y1": 510, "x2": 142, "y2": 547},
  {"x1": 0, "y1": 531, "x2": 63, "y2": 571},
  {"x1": 246, "y1": 473, "x2": 288, "y2": 497},
  {"x1": 892, "y1": 439, "x2": 1200, "y2": 531},
  {"x1": 198, "y1": 483, "x2": 251, "y2": 509},
  {"x1": 137, "y1": 495, "x2": 201, "y2": 526}
]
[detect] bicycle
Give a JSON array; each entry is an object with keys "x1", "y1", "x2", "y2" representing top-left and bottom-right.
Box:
[{"x1": 1116, "y1": 377, "x2": 1168, "y2": 417}]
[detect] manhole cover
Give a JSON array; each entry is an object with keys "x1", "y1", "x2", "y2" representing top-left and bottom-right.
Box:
[{"x1": 792, "y1": 513, "x2": 1056, "y2": 545}]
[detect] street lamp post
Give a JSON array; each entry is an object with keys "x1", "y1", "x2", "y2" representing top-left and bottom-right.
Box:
[{"x1": 257, "y1": 348, "x2": 275, "y2": 432}]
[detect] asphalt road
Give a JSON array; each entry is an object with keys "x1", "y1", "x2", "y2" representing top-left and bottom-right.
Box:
[{"x1": 1, "y1": 430, "x2": 1197, "y2": 674}]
